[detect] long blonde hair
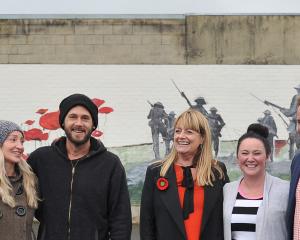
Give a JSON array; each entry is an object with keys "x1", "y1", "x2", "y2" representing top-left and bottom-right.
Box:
[
  {"x1": 160, "y1": 109, "x2": 224, "y2": 186},
  {"x1": 0, "y1": 148, "x2": 39, "y2": 208}
]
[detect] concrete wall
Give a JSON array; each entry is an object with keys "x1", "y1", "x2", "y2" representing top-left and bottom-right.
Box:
[
  {"x1": 0, "y1": 18, "x2": 186, "y2": 64},
  {"x1": 0, "y1": 15, "x2": 300, "y2": 64},
  {"x1": 186, "y1": 15, "x2": 300, "y2": 64}
]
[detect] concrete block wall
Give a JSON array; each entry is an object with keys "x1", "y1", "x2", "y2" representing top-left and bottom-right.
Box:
[
  {"x1": 186, "y1": 15, "x2": 300, "y2": 64},
  {"x1": 1, "y1": 15, "x2": 300, "y2": 64},
  {"x1": 0, "y1": 18, "x2": 186, "y2": 64}
]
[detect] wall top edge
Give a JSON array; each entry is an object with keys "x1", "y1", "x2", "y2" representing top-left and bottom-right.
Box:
[
  {"x1": 0, "y1": 13, "x2": 300, "y2": 20},
  {"x1": 0, "y1": 14, "x2": 186, "y2": 20}
]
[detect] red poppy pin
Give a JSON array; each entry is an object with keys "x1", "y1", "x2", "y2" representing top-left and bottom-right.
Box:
[{"x1": 156, "y1": 177, "x2": 169, "y2": 191}]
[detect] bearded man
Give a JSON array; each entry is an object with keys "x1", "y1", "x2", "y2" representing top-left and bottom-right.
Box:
[{"x1": 28, "y1": 93, "x2": 132, "y2": 240}]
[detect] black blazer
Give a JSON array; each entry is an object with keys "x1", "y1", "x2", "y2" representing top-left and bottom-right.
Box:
[
  {"x1": 286, "y1": 152, "x2": 300, "y2": 240},
  {"x1": 140, "y1": 161, "x2": 229, "y2": 240}
]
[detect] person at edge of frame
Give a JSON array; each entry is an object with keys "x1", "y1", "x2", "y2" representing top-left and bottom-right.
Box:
[
  {"x1": 287, "y1": 96, "x2": 300, "y2": 240},
  {"x1": 28, "y1": 93, "x2": 132, "y2": 240},
  {"x1": 140, "y1": 108, "x2": 229, "y2": 240},
  {"x1": 0, "y1": 120, "x2": 39, "y2": 240}
]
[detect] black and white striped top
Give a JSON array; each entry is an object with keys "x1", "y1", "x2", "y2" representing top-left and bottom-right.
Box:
[{"x1": 231, "y1": 191, "x2": 263, "y2": 240}]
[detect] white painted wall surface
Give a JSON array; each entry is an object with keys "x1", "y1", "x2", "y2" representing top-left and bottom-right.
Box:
[{"x1": 0, "y1": 64, "x2": 299, "y2": 152}]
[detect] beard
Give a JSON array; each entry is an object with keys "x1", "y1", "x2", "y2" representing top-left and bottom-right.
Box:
[{"x1": 64, "y1": 127, "x2": 93, "y2": 146}]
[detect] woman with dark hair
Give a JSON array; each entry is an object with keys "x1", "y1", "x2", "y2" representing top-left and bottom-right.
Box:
[
  {"x1": 140, "y1": 109, "x2": 229, "y2": 240},
  {"x1": 223, "y1": 123, "x2": 289, "y2": 240}
]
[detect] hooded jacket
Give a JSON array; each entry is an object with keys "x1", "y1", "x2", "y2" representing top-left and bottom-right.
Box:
[{"x1": 28, "y1": 137, "x2": 132, "y2": 240}]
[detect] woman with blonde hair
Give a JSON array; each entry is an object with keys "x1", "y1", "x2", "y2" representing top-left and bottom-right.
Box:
[
  {"x1": 0, "y1": 120, "x2": 39, "y2": 240},
  {"x1": 140, "y1": 109, "x2": 229, "y2": 240}
]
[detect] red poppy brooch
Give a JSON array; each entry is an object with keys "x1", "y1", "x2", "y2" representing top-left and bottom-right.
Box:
[{"x1": 156, "y1": 177, "x2": 169, "y2": 191}]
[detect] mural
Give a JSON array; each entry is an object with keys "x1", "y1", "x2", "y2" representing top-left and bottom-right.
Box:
[
  {"x1": 1, "y1": 64, "x2": 299, "y2": 204},
  {"x1": 20, "y1": 98, "x2": 114, "y2": 155}
]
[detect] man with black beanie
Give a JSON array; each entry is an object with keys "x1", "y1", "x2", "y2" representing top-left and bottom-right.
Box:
[{"x1": 28, "y1": 93, "x2": 132, "y2": 240}]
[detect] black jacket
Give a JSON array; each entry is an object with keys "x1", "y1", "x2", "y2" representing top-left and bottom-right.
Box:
[
  {"x1": 140, "y1": 161, "x2": 229, "y2": 240},
  {"x1": 28, "y1": 137, "x2": 132, "y2": 240}
]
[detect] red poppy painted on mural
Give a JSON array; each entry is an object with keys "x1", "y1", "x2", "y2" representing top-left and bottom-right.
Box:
[
  {"x1": 99, "y1": 107, "x2": 114, "y2": 114},
  {"x1": 39, "y1": 111, "x2": 60, "y2": 130},
  {"x1": 23, "y1": 97, "x2": 113, "y2": 144},
  {"x1": 24, "y1": 128, "x2": 49, "y2": 141},
  {"x1": 92, "y1": 98, "x2": 105, "y2": 107},
  {"x1": 24, "y1": 120, "x2": 35, "y2": 125},
  {"x1": 36, "y1": 108, "x2": 48, "y2": 114},
  {"x1": 92, "y1": 130, "x2": 103, "y2": 138}
]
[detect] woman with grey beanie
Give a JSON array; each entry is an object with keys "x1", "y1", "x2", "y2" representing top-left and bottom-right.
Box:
[{"x1": 0, "y1": 120, "x2": 39, "y2": 240}]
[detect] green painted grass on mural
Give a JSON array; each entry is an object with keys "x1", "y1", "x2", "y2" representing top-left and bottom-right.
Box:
[{"x1": 108, "y1": 140, "x2": 291, "y2": 204}]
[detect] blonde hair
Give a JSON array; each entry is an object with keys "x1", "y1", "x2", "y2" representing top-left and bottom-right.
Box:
[
  {"x1": 0, "y1": 148, "x2": 39, "y2": 208},
  {"x1": 160, "y1": 109, "x2": 224, "y2": 186}
]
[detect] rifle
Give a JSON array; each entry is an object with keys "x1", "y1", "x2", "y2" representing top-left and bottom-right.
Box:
[
  {"x1": 264, "y1": 100, "x2": 285, "y2": 111},
  {"x1": 171, "y1": 79, "x2": 193, "y2": 108},
  {"x1": 147, "y1": 100, "x2": 154, "y2": 107},
  {"x1": 250, "y1": 93, "x2": 289, "y2": 127}
]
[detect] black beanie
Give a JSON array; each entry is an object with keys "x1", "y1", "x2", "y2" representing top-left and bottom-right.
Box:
[{"x1": 59, "y1": 93, "x2": 98, "y2": 129}]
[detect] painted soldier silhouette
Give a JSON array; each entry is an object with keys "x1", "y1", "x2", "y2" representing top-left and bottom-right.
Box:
[
  {"x1": 147, "y1": 102, "x2": 169, "y2": 159},
  {"x1": 260, "y1": 110, "x2": 277, "y2": 161},
  {"x1": 208, "y1": 107, "x2": 225, "y2": 158},
  {"x1": 280, "y1": 85, "x2": 300, "y2": 159}
]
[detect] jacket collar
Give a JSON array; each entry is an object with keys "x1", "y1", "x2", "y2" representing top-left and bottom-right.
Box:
[
  {"x1": 159, "y1": 165, "x2": 224, "y2": 239},
  {"x1": 52, "y1": 136, "x2": 107, "y2": 160},
  {"x1": 201, "y1": 177, "x2": 223, "y2": 233},
  {"x1": 159, "y1": 165, "x2": 187, "y2": 239}
]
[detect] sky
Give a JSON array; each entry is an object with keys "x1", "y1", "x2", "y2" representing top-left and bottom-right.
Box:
[{"x1": 1, "y1": 0, "x2": 300, "y2": 15}]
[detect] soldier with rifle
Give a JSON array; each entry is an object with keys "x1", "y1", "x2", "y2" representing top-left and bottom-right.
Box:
[
  {"x1": 172, "y1": 80, "x2": 209, "y2": 117},
  {"x1": 147, "y1": 101, "x2": 169, "y2": 160},
  {"x1": 278, "y1": 85, "x2": 300, "y2": 159},
  {"x1": 208, "y1": 107, "x2": 225, "y2": 158},
  {"x1": 251, "y1": 87, "x2": 300, "y2": 159}
]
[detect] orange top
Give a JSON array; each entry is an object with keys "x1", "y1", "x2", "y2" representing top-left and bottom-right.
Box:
[{"x1": 174, "y1": 164, "x2": 204, "y2": 240}]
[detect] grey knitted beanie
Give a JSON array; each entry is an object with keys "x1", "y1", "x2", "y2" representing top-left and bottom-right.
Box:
[{"x1": 0, "y1": 120, "x2": 23, "y2": 145}]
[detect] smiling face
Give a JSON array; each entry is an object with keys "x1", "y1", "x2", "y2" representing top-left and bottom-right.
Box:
[
  {"x1": 237, "y1": 137, "x2": 268, "y2": 178},
  {"x1": 2, "y1": 131, "x2": 24, "y2": 166},
  {"x1": 174, "y1": 125, "x2": 204, "y2": 159},
  {"x1": 63, "y1": 105, "x2": 93, "y2": 146}
]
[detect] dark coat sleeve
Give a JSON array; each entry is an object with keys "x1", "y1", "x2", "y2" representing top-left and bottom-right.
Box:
[
  {"x1": 201, "y1": 161, "x2": 228, "y2": 240},
  {"x1": 27, "y1": 151, "x2": 44, "y2": 223},
  {"x1": 219, "y1": 161, "x2": 230, "y2": 184},
  {"x1": 107, "y1": 157, "x2": 132, "y2": 240},
  {"x1": 286, "y1": 153, "x2": 300, "y2": 240},
  {"x1": 203, "y1": 188, "x2": 224, "y2": 240},
  {"x1": 140, "y1": 166, "x2": 157, "y2": 240}
]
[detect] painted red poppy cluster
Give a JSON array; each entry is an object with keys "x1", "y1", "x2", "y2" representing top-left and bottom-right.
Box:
[
  {"x1": 156, "y1": 177, "x2": 169, "y2": 191},
  {"x1": 23, "y1": 98, "x2": 113, "y2": 142}
]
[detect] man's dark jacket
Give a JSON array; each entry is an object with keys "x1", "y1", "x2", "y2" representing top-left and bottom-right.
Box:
[
  {"x1": 28, "y1": 137, "x2": 132, "y2": 240},
  {"x1": 287, "y1": 152, "x2": 300, "y2": 240}
]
